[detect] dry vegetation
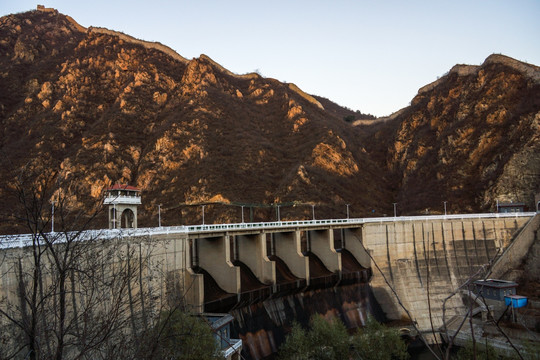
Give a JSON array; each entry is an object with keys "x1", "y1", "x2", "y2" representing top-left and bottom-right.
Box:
[
  {"x1": 0, "y1": 9, "x2": 539, "y2": 233},
  {"x1": 0, "y1": 9, "x2": 391, "y2": 233}
]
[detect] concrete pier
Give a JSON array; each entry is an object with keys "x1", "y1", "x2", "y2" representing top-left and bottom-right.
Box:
[
  {"x1": 197, "y1": 235, "x2": 241, "y2": 294},
  {"x1": 343, "y1": 227, "x2": 371, "y2": 268},
  {"x1": 236, "y1": 233, "x2": 276, "y2": 286},
  {"x1": 308, "y1": 229, "x2": 341, "y2": 273},
  {"x1": 273, "y1": 231, "x2": 309, "y2": 283}
]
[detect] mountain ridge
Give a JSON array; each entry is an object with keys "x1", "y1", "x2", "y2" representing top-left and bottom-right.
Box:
[
  {"x1": 380, "y1": 54, "x2": 540, "y2": 214},
  {"x1": 0, "y1": 8, "x2": 388, "y2": 233},
  {"x1": 0, "y1": 8, "x2": 538, "y2": 234},
  {"x1": 418, "y1": 54, "x2": 540, "y2": 96}
]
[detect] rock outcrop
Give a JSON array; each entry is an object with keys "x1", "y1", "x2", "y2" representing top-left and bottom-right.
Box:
[
  {"x1": 0, "y1": 8, "x2": 388, "y2": 233},
  {"x1": 362, "y1": 54, "x2": 540, "y2": 214},
  {"x1": 0, "y1": 8, "x2": 539, "y2": 233}
]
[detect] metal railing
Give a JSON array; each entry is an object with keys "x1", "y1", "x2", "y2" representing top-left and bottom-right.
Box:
[
  {"x1": 0, "y1": 212, "x2": 536, "y2": 250},
  {"x1": 177, "y1": 212, "x2": 537, "y2": 234}
]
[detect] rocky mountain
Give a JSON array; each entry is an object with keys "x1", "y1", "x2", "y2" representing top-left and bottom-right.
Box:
[
  {"x1": 0, "y1": 7, "x2": 390, "y2": 233},
  {"x1": 363, "y1": 54, "x2": 540, "y2": 215},
  {"x1": 0, "y1": 8, "x2": 538, "y2": 233}
]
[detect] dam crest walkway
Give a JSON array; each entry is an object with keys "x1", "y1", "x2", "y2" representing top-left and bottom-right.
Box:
[{"x1": 0, "y1": 212, "x2": 535, "y2": 249}]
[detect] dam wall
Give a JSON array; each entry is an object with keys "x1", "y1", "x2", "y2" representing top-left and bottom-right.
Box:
[
  {"x1": 490, "y1": 214, "x2": 540, "y2": 279},
  {"x1": 362, "y1": 216, "x2": 532, "y2": 333},
  {"x1": 0, "y1": 231, "x2": 191, "y2": 358},
  {"x1": 185, "y1": 214, "x2": 534, "y2": 358},
  {"x1": 0, "y1": 213, "x2": 535, "y2": 359},
  {"x1": 0, "y1": 231, "x2": 189, "y2": 315}
]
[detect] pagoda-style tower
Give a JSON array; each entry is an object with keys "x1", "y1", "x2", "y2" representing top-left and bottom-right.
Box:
[{"x1": 104, "y1": 184, "x2": 141, "y2": 229}]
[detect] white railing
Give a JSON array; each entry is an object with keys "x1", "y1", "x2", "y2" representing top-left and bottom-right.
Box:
[
  {"x1": 0, "y1": 212, "x2": 536, "y2": 250},
  {"x1": 171, "y1": 212, "x2": 537, "y2": 234},
  {"x1": 103, "y1": 195, "x2": 142, "y2": 205}
]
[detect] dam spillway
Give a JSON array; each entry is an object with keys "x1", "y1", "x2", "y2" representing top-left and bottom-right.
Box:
[{"x1": 181, "y1": 213, "x2": 536, "y2": 358}]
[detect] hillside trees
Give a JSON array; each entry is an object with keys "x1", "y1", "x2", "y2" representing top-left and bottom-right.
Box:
[
  {"x1": 278, "y1": 314, "x2": 409, "y2": 360},
  {"x1": 149, "y1": 309, "x2": 222, "y2": 360},
  {"x1": 352, "y1": 316, "x2": 409, "y2": 360},
  {"x1": 278, "y1": 315, "x2": 350, "y2": 360}
]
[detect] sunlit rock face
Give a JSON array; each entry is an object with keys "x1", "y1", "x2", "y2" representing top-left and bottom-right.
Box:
[
  {"x1": 0, "y1": 9, "x2": 386, "y2": 233},
  {"x1": 367, "y1": 54, "x2": 540, "y2": 215},
  {"x1": 1, "y1": 9, "x2": 539, "y2": 234}
]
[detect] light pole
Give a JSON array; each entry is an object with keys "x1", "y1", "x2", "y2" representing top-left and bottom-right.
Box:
[
  {"x1": 443, "y1": 201, "x2": 447, "y2": 216},
  {"x1": 241, "y1": 205, "x2": 245, "y2": 223},
  {"x1": 158, "y1": 204, "x2": 162, "y2": 227},
  {"x1": 311, "y1": 204, "x2": 315, "y2": 220},
  {"x1": 51, "y1": 200, "x2": 55, "y2": 233},
  {"x1": 346, "y1": 204, "x2": 350, "y2": 219},
  {"x1": 113, "y1": 203, "x2": 116, "y2": 229},
  {"x1": 393, "y1": 203, "x2": 397, "y2": 218},
  {"x1": 201, "y1": 205, "x2": 206, "y2": 225}
]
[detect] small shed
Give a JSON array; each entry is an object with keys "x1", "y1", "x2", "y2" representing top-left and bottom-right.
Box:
[
  {"x1": 497, "y1": 202, "x2": 528, "y2": 213},
  {"x1": 105, "y1": 184, "x2": 141, "y2": 198},
  {"x1": 473, "y1": 279, "x2": 517, "y2": 301},
  {"x1": 202, "y1": 313, "x2": 242, "y2": 360}
]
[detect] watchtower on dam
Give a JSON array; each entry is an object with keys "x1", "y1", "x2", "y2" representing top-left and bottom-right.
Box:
[
  {"x1": 0, "y1": 210, "x2": 537, "y2": 359},
  {"x1": 103, "y1": 184, "x2": 141, "y2": 229}
]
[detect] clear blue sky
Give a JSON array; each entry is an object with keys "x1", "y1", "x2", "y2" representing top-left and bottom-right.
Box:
[{"x1": 2, "y1": 0, "x2": 539, "y2": 116}]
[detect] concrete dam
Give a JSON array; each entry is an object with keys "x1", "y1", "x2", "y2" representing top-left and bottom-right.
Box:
[{"x1": 0, "y1": 212, "x2": 536, "y2": 359}]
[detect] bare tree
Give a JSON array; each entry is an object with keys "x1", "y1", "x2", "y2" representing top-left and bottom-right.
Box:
[{"x1": 0, "y1": 171, "x2": 200, "y2": 359}]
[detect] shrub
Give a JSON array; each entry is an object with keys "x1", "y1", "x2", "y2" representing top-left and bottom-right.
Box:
[
  {"x1": 279, "y1": 314, "x2": 409, "y2": 360},
  {"x1": 351, "y1": 316, "x2": 409, "y2": 360},
  {"x1": 150, "y1": 310, "x2": 222, "y2": 360},
  {"x1": 279, "y1": 315, "x2": 349, "y2": 360}
]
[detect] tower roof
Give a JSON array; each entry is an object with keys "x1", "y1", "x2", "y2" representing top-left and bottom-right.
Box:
[
  {"x1": 106, "y1": 184, "x2": 140, "y2": 192},
  {"x1": 474, "y1": 279, "x2": 518, "y2": 289}
]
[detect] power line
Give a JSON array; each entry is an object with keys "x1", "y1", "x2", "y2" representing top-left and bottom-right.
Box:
[{"x1": 167, "y1": 200, "x2": 322, "y2": 211}]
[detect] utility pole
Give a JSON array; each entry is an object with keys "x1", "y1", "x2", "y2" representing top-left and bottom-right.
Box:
[
  {"x1": 311, "y1": 204, "x2": 315, "y2": 220},
  {"x1": 443, "y1": 201, "x2": 447, "y2": 216},
  {"x1": 346, "y1": 204, "x2": 350, "y2": 219},
  {"x1": 241, "y1": 205, "x2": 245, "y2": 223},
  {"x1": 393, "y1": 203, "x2": 397, "y2": 218},
  {"x1": 202, "y1": 205, "x2": 206, "y2": 225},
  {"x1": 51, "y1": 200, "x2": 55, "y2": 233},
  {"x1": 113, "y1": 203, "x2": 116, "y2": 229},
  {"x1": 158, "y1": 204, "x2": 161, "y2": 227}
]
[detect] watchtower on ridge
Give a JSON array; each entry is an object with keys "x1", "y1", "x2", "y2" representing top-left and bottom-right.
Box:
[{"x1": 104, "y1": 184, "x2": 141, "y2": 229}]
